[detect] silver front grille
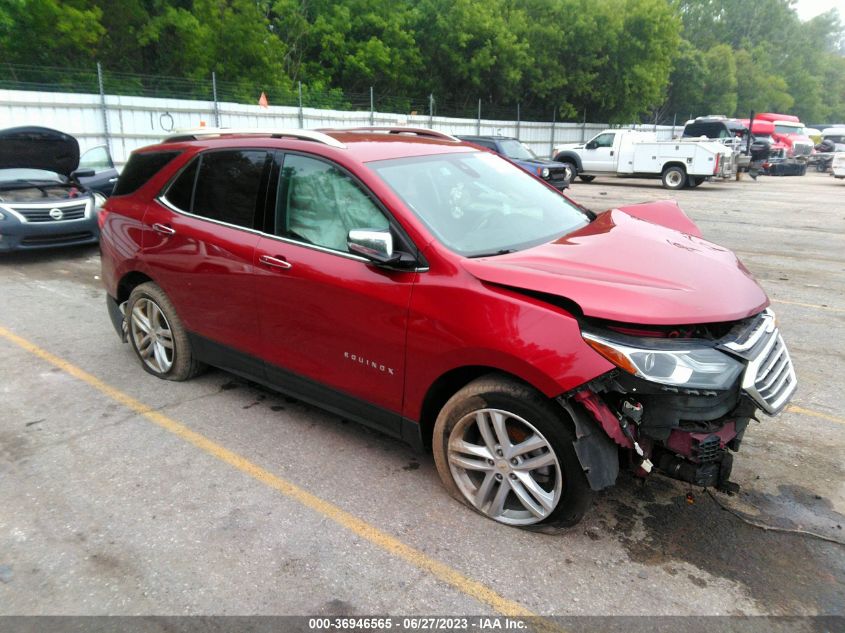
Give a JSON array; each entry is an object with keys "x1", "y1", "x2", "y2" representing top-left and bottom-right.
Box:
[
  {"x1": 734, "y1": 318, "x2": 797, "y2": 415},
  {"x1": 14, "y1": 201, "x2": 88, "y2": 223},
  {"x1": 792, "y1": 142, "x2": 813, "y2": 157}
]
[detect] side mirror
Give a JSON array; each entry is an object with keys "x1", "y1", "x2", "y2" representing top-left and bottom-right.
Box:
[
  {"x1": 585, "y1": 141, "x2": 598, "y2": 150},
  {"x1": 71, "y1": 168, "x2": 95, "y2": 179},
  {"x1": 348, "y1": 229, "x2": 399, "y2": 264}
]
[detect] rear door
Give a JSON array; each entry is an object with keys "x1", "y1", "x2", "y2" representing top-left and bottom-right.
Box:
[
  {"x1": 142, "y1": 148, "x2": 272, "y2": 364},
  {"x1": 254, "y1": 152, "x2": 417, "y2": 435}
]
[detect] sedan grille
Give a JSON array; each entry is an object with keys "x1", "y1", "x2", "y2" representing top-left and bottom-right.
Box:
[{"x1": 11, "y1": 201, "x2": 88, "y2": 223}]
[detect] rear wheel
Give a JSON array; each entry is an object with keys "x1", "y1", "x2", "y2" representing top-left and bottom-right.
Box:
[
  {"x1": 578, "y1": 175, "x2": 596, "y2": 183},
  {"x1": 127, "y1": 282, "x2": 205, "y2": 381},
  {"x1": 432, "y1": 375, "x2": 592, "y2": 527},
  {"x1": 661, "y1": 165, "x2": 687, "y2": 190}
]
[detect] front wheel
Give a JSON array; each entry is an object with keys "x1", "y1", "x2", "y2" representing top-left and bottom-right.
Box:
[
  {"x1": 432, "y1": 375, "x2": 592, "y2": 527},
  {"x1": 662, "y1": 165, "x2": 687, "y2": 190},
  {"x1": 578, "y1": 175, "x2": 596, "y2": 183}
]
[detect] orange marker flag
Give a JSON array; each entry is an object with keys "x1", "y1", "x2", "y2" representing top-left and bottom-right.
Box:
[{"x1": 258, "y1": 92, "x2": 269, "y2": 108}]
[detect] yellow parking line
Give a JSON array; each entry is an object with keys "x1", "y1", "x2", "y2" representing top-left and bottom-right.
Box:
[
  {"x1": 771, "y1": 298, "x2": 845, "y2": 313},
  {"x1": 786, "y1": 404, "x2": 845, "y2": 427},
  {"x1": 0, "y1": 325, "x2": 541, "y2": 621}
]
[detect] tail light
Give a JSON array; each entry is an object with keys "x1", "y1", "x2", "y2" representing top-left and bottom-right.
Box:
[{"x1": 713, "y1": 153, "x2": 720, "y2": 175}]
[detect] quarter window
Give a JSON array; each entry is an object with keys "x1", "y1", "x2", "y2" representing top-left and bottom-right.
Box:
[
  {"x1": 277, "y1": 154, "x2": 388, "y2": 253},
  {"x1": 165, "y1": 150, "x2": 269, "y2": 230}
]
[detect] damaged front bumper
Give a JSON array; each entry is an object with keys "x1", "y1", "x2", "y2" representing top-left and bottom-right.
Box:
[{"x1": 565, "y1": 309, "x2": 797, "y2": 492}]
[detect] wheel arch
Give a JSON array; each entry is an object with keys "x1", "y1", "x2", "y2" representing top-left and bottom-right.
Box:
[
  {"x1": 417, "y1": 365, "x2": 569, "y2": 451},
  {"x1": 661, "y1": 161, "x2": 688, "y2": 174},
  {"x1": 117, "y1": 270, "x2": 156, "y2": 304},
  {"x1": 552, "y1": 151, "x2": 583, "y2": 171}
]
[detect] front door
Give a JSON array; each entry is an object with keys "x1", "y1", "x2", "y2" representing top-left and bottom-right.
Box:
[
  {"x1": 580, "y1": 132, "x2": 617, "y2": 172},
  {"x1": 254, "y1": 152, "x2": 416, "y2": 435}
]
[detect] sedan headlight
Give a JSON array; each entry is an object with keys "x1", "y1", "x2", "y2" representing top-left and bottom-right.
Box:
[{"x1": 583, "y1": 331, "x2": 743, "y2": 390}]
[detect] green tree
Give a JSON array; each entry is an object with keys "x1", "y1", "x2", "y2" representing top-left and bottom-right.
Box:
[
  {"x1": 413, "y1": 0, "x2": 532, "y2": 109},
  {"x1": 0, "y1": 0, "x2": 104, "y2": 67}
]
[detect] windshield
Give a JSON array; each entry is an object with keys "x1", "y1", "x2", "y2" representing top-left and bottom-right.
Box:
[
  {"x1": 498, "y1": 139, "x2": 537, "y2": 161},
  {"x1": 774, "y1": 124, "x2": 805, "y2": 136},
  {"x1": 0, "y1": 168, "x2": 64, "y2": 183},
  {"x1": 369, "y1": 151, "x2": 589, "y2": 257}
]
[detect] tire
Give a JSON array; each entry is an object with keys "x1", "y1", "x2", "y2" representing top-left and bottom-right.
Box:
[
  {"x1": 578, "y1": 175, "x2": 596, "y2": 183},
  {"x1": 554, "y1": 159, "x2": 577, "y2": 183},
  {"x1": 432, "y1": 374, "x2": 593, "y2": 527},
  {"x1": 661, "y1": 165, "x2": 687, "y2": 190},
  {"x1": 126, "y1": 282, "x2": 205, "y2": 381}
]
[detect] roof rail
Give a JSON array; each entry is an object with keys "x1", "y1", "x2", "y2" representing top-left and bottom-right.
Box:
[
  {"x1": 336, "y1": 127, "x2": 460, "y2": 142},
  {"x1": 162, "y1": 127, "x2": 346, "y2": 149}
]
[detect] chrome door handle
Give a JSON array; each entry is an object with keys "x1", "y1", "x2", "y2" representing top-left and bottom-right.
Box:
[
  {"x1": 152, "y1": 223, "x2": 176, "y2": 236},
  {"x1": 259, "y1": 254, "x2": 292, "y2": 270}
]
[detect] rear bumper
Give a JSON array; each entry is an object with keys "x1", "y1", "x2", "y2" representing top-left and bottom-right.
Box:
[{"x1": 0, "y1": 216, "x2": 99, "y2": 252}]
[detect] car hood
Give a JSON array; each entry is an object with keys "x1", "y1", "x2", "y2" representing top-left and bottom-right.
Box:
[
  {"x1": 518, "y1": 158, "x2": 569, "y2": 168},
  {"x1": 461, "y1": 207, "x2": 768, "y2": 325},
  {"x1": 0, "y1": 126, "x2": 80, "y2": 177}
]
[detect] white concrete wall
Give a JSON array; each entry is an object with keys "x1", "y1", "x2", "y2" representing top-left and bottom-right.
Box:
[{"x1": 0, "y1": 88, "x2": 682, "y2": 166}]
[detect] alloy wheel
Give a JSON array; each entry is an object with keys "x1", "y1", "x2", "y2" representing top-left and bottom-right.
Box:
[
  {"x1": 130, "y1": 297, "x2": 175, "y2": 374},
  {"x1": 447, "y1": 408, "x2": 563, "y2": 525}
]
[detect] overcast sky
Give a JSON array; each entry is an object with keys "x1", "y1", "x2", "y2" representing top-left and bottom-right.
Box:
[{"x1": 793, "y1": 0, "x2": 845, "y2": 21}]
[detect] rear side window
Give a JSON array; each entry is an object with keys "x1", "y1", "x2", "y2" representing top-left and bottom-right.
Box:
[
  {"x1": 164, "y1": 150, "x2": 270, "y2": 230},
  {"x1": 112, "y1": 151, "x2": 181, "y2": 196}
]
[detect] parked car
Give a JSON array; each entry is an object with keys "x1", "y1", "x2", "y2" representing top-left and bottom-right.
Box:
[
  {"x1": 0, "y1": 126, "x2": 105, "y2": 252},
  {"x1": 77, "y1": 144, "x2": 120, "y2": 196},
  {"x1": 553, "y1": 129, "x2": 735, "y2": 189},
  {"x1": 457, "y1": 135, "x2": 570, "y2": 189},
  {"x1": 100, "y1": 126, "x2": 797, "y2": 528}
]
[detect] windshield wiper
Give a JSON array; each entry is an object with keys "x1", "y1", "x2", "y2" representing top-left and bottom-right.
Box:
[{"x1": 467, "y1": 248, "x2": 516, "y2": 258}]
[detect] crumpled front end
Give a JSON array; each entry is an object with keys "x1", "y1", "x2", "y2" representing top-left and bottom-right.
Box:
[{"x1": 566, "y1": 309, "x2": 796, "y2": 492}]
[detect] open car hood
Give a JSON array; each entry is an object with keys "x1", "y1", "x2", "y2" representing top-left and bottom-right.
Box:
[
  {"x1": 461, "y1": 205, "x2": 768, "y2": 325},
  {"x1": 0, "y1": 126, "x2": 80, "y2": 177}
]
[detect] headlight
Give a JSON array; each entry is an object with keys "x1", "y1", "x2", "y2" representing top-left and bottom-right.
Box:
[
  {"x1": 541, "y1": 167, "x2": 550, "y2": 179},
  {"x1": 583, "y1": 331, "x2": 743, "y2": 390}
]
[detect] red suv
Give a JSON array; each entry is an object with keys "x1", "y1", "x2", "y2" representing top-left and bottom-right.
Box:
[{"x1": 100, "y1": 127, "x2": 797, "y2": 527}]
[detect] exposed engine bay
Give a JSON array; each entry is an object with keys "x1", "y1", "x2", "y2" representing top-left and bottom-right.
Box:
[
  {"x1": 565, "y1": 309, "x2": 797, "y2": 493},
  {"x1": 0, "y1": 182, "x2": 84, "y2": 203}
]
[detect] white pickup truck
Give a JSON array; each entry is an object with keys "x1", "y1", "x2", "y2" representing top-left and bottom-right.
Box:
[{"x1": 552, "y1": 129, "x2": 735, "y2": 189}]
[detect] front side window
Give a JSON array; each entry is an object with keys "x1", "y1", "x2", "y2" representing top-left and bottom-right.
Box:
[
  {"x1": 164, "y1": 150, "x2": 269, "y2": 229},
  {"x1": 277, "y1": 154, "x2": 388, "y2": 253},
  {"x1": 592, "y1": 133, "x2": 615, "y2": 148},
  {"x1": 369, "y1": 151, "x2": 589, "y2": 257}
]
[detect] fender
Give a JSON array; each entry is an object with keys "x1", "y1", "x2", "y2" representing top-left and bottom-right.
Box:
[{"x1": 552, "y1": 150, "x2": 583, "y2": 172}]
